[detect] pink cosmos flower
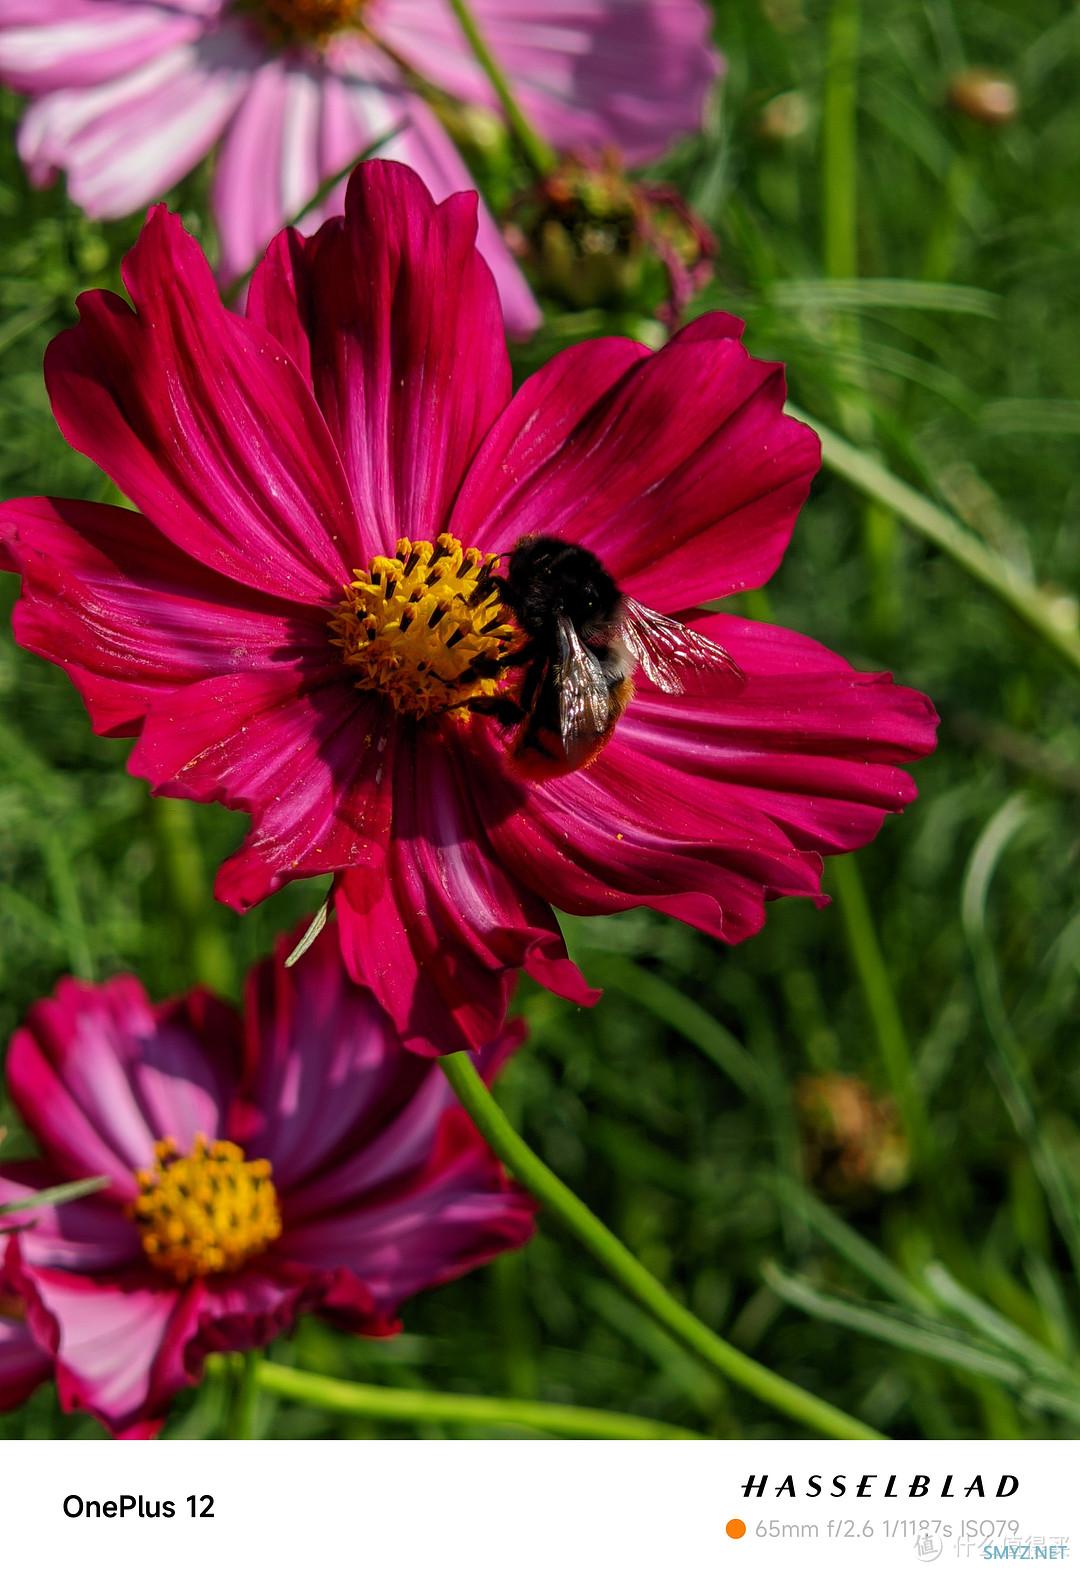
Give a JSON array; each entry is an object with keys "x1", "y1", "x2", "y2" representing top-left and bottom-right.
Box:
[
  {"x1": 0, "y1": 0, "x2": 720, "y2": 336},
  {"x1": 0, "y1": 160, "x2": 938, "y2": 1059},
  {"x1": 0, "y1": 1285, "x2": 49, "y2": 1414},
  {"x1": 0, "y1": 926, "x2": 533, "y2": 1435}
]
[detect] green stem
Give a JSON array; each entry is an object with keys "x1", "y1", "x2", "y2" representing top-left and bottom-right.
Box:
[
  {"x1": 821, "y1": 0, "x2": 901, "y2": 638},
  {"x1": 440, "y1": 1053, "x2": 882, "y2": 1440},
  {"x1": 578, "y1": 950, "x2": 763, "y2": 1100},
  {"x1": 828, "y1": 857, "x2": 929, "y2": 1163},
  {"x1": 446, "y1": 0, "x2": 556, "y2": 175},
  {"x1": 256, "y1": 1361, "x2": 697, "y2": 1439},
  {"x1": 961, "y1": 797, "x2": 1080, "y2": 1282},
  {"x1": 822, "y1": 0, "x2": 860, "y2": 282},
  {"x1": 228, "y1": 1350, "x2": 261, "y2": 1440},
  {"x1": 38, "y1": 826, "x2": 95, "y2": 981},
  {"x1": 791, "y1": 405, "x2": 1080, "y2": 678},
  {"x1": 0, "y1": 1175, "x2": 109, "y2": 1218},
  {"x1": 151, "y1": 797, "x2": 234, "y2": 997}
]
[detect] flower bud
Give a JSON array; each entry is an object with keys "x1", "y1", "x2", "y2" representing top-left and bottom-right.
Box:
[
  {"x1": 796, "y1": 1074, "x2": 909, "y2": 1198},
  {"x1": 506, "y1": 150, "x2": 714, "y2": 325},
  {"x1": 757, "y1": 90, "x2": 811, "y2": 143},
  {"x1": 947, "y1": 68, "x2": 1019, "y2": 127}
]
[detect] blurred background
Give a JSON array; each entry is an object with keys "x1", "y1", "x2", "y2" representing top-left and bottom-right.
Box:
[{"x1": 1, "y1": 0, "x2": 1078, "y2": 1439}]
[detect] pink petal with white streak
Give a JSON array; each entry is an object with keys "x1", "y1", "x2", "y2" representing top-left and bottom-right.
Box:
[
  {"x1": 0, "y1": 0, "x2": 199, "y2": 92},
  {"x1": 378, "y1": 0, "x2": 720, "y2": 164},
  {"x1": 18, "y1": 24, "x2": 256, "y2": 217}
]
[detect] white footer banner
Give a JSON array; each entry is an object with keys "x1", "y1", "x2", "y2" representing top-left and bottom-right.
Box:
[{"x1": 0, "y1": 1438, "x2": 1075, "y2": 1570}]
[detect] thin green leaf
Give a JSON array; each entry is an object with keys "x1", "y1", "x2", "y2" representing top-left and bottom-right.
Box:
[
  {"x1": 768, "y1": 279, "x2": 998, "y2": 316},
  {"x1": 769, "y1": 1174, "x2": 931, "y2": 1312},
  {"x1": 0, "y1": 1175, "x2": 109, "y2": 1218}
]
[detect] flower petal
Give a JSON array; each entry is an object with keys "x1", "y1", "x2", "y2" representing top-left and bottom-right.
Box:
[
  {"x1": 243, "y1": 72, "x2": 540, "y2": 339},
  {"x1": 379, "y1": 0, "x2": 720, "y2": 164},
  {"x1": 0, "y1": 1163, "x2": 138, "y2": 1274},
  {"x1": 248, "y1": 159, "x2": 512, "y2": 559},
  {"x1": 10, "y1": 1250, "x2": 359, "y2": 1434},
  {"x1": 17, "y1": 26, "x2": 255, "y2": 218},
  {"x1": 229, "y1": 924, "x2": 430, "y2": 1192},
  {"x1": 281, "y1": 1015, "x2": 525, "y2": 1222},
  {"x1": 0, "y1": 0, "x2": 199, "y2": 93},
  {"x1": 451, "y1": 334, "x2": 652, "y2": 551},
  {"x1": 13, "y1": 1259, "x2": 204, "y2": 1435},
  {"x1": 0, "y1": 496, "x2": 332, "y2": 738},
  {"x1": 44, "y1": 204, "x2": 362, "y2": 602},
  {"x1": 212, "y1": 53, "x2": 367, "y2": 287},
  {"x1": 129, "y1": 673, "x2": 395, "y2": 911},
  {"x1": 364, "y1": 92, "x2": 540, "y2": 340},
  {"x1": 193, "y1": 1265, "x2": 347, "y2": 1357},
  {"x1": 618, "y1": 612, "x2": 940, "y2": 854},
  {"x1": 476, "y1": 722, "x2": 827, "y2": 947},
  {"x1": 281, "y1": 1106, "x2": 535, "y2": 1315},
  {"x1": 335, "y1": 726, "x2": 596, "y2": 1056},
  {"x1": 0, "y1": 1292, "x2": 50, "y2": 1412},
  {"x1": 453, "y1": 316, "x2": 819, "y2": 609},
  {"x1": 5, "y1": 977, "x2": 239, "y2": 1200}
]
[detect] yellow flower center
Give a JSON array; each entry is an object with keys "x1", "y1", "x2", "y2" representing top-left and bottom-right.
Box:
[
  {"x1": 132, "y1": 1136, "x2": 282, "y2": 1284},
  {"x1": 330, "y1": 534, "x2": 523, "y2": 720},
  {"x1": 243, "y1": 0, "x2": 367, "y2": 46}
]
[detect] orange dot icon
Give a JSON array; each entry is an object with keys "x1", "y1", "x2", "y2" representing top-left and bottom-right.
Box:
[{"x1": 726, "y1": 1520, "x2": 747, "y2": 1540}]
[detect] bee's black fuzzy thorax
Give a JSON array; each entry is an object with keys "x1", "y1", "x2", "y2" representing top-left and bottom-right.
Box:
[{"x1": 500, "y1": 535, "x2": 621, "y2": 645}]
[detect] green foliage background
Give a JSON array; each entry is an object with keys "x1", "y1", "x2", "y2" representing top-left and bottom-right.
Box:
[{"x1": 1, "y1": 0, "x2": 1078, "y2": 1439}]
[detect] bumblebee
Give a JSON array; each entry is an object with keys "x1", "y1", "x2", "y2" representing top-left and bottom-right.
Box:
[{"x1": 471, "y1": 535, "x2": 745, "y2": 779}]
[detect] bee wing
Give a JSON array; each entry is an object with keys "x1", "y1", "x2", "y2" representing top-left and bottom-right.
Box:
[
  {"x1": 620, "y1": 598, "x2": 746, "y2": 696},
  {"x1": 555, "y1": 614, "x2": 613, "y2": 767}
]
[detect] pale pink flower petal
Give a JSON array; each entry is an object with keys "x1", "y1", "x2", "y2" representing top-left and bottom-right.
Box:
[
  {"x1": 378, "y1": 0, "x2": 719, "y2": 163},
  {"x1": 19, "y1": 25, "x2": 256, "y2": 217},
  {"x1": 1, "y1": 0, "x2": 720, "y2": 332},
  {"x1": 0, "y1": 0, "x2": 200, "y2": 92}
]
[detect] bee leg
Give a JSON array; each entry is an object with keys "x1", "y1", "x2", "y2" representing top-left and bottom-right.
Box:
[
  {"x1": 466, "y1": 695, "x2": 526, "y2": 725},
  {"x1": 469, "y1": 568, "x2": 510, "y2": 605},
  {"x1": 497, "y1": 644, "x2": 535, "y2": 670}
]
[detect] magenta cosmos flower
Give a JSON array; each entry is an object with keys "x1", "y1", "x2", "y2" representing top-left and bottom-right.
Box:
[
  {"x1": 0, "y1": 160, "x2": 938, "y2": 1058},
  {"x1": 0, "y1": 1282, "x2": 50, "y2": 1415},
  {"x1": 0, "y1": 926, "x2": 533, "y2": 1435},
  {"x1": 0, "y1": 0, "x2": 719, "y2": 335}
]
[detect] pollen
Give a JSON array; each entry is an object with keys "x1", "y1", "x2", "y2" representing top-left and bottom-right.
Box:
[
  {"x1": 132, "y1": 1136, "x2": 282, "y2": 1285},
  {"x1": 330, "y1": 534, "x2": 523, "y2": 720},
  {"x1": 242, "y1": 0, "x2": 367, "y2": 47}
]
